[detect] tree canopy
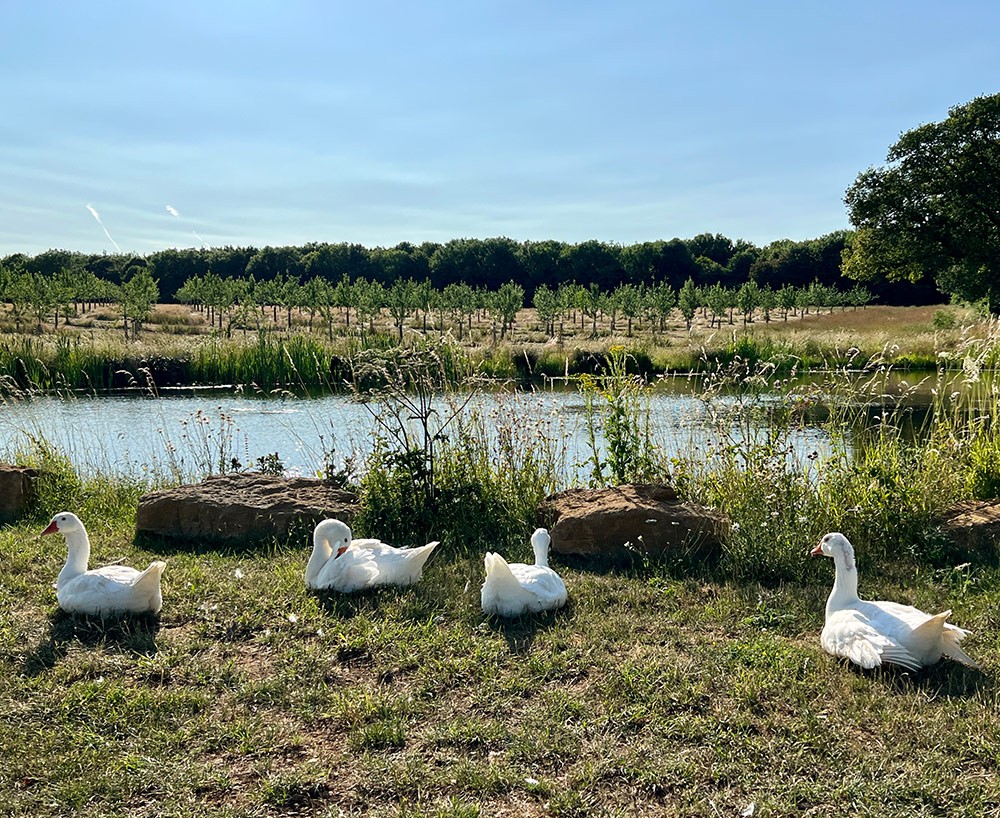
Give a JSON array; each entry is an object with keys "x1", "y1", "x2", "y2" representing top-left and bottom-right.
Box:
[{"x1": 844, "y1": 93, "x2": 1000, "y2": 309}]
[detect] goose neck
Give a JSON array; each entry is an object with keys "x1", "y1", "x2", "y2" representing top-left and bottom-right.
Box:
[
  {"x1": 827, "y1": 548, "x2": 860, "y2": 611},
  {"x1": 57, "y1": 529, "x2": 90, "y2": 587},
  {"x1": 306, "y1": 529, "x2": 334, "y2": 583},
  {"x1": 532, "y1": 544, "x2": 549, "y2": 568}
]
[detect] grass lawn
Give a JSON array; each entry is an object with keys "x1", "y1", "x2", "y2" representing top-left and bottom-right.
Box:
[{"x1": 3, "y1": 519, "x2": 999, "y2": 817}]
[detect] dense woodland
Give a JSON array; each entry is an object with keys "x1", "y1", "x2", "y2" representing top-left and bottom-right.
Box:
[{"x1": 0, "y1": 232, "x2": 940, "y2": 315}]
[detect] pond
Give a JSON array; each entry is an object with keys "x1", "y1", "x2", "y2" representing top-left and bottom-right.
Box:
[{"x1": 0, "y1": 370, "x2": 940, "y2": 483}]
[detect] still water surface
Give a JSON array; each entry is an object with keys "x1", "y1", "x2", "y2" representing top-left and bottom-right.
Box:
[{"x1": 0, "y1": 380, "x2": 846, "y2": 482}]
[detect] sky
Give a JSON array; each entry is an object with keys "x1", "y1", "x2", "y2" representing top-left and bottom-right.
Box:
[{"x1": 2, "y1": 0, "x2": 999, "y2": 257}]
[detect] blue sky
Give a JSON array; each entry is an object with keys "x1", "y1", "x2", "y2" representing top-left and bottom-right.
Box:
[{"x1": 2, "y1": 1, "x2": 998, "y2": 257}]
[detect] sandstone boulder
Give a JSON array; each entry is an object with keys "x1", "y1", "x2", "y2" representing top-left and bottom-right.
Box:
[
  {"x1": 136, "y1": 473, "x2": 359, "y2": 544},
  {"x1": 0, "y1": 465, "x2": 38, "y2": 523},
  {"x1": 537, "y1": 483, "x2": 728, "y2": 562},
  {"x1": 936, "y1": 500, "x2": 1000, "y2": 563}
]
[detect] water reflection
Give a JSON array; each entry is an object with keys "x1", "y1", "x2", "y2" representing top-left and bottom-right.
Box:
[{"x1": 0, "y1": 371, "x2": 976, "y2": 483}]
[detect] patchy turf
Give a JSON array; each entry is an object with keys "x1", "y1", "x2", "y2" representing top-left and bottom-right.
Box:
[{"x1": 3, "y1": 520, "x2": 998, "y2": 818}]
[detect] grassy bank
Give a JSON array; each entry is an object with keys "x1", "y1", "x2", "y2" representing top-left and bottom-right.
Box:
[
  {"x1": 4, "y1": 340, "x2": 1000, "y2": 816},
  {"x1": 0, "y1": 305, "x2": 992, "y2": 393},
  {"x1": 3, "y1": 513, "x2": 998, "y2": 817}
]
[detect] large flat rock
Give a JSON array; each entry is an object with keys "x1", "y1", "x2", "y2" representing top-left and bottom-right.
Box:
[
  {"x1": 937, "y1": 499, "x2": 1000, "y2": 563},
  {"x1": 537, "y1": 483, "x2": 728, "y2": 562},
  {"x1": 0, "y1": 465, "x2": 38, "y2": 523},
  {"x1": 136, "y1": 473, "x2": 359, "y2": 544}
]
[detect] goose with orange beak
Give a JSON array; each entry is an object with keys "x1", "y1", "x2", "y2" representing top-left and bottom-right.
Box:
[
  {"x1": 810, "y1": 532, "x2": 977, "y2": 671},
  {"x1": 43, "y1": 511, "x2": 165, "y2": 616},
  {"x1": 305, "y1": 518, "x2": 438, "y2": 592}
]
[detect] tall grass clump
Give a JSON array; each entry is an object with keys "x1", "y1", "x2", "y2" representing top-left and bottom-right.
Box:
[
  {"x1": 13, "y1": 435, "x2": 146, "y2": 527},
  {"x1": 812, "y1": 335, "x2": 1000, "y2": 562},
  {"x1": 0, "y1": 336, "x2": 123, "y2": 392},
  {"x1": 186, "y1": 332, "x2": 336, "y2": 391},
  {"x1": 578, "y1": 346, "x2": 668, "y2": 486},
  {"x1": 674, "y1": 334, "x2": 1000, "y2": 579},
  {"x1": 352, "y1": 346, "x2": 566, "y2": 553},
  {"x1": 670, "y1": 355, "x2": 829, "y2": 582}
]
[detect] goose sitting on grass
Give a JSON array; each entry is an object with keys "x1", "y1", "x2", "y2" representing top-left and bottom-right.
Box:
[
  {"x1": 43, "y1": 511, "x2": 166, "y2": 616},
  {"x1": 811, "y1": 532, "x2": 978, "y2": 671},
  {"x1": 481, "y1": 528, "x2": 567, "y2": 617},
  {"x1": 305, "y1": 518, "x2": 439, "y2": 593}
]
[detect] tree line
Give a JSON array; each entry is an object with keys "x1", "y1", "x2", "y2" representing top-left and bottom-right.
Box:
[
  {"x1": 173, "y1": 271, "x2": 871, "y2": 341},
  {"x1": 0, "y1": 232, "x2": 938, "y2": 316}
]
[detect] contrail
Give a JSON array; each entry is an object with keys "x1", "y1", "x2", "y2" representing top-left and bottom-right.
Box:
[
  {"x1": 86, "y1": 204, "x2": 122, "y2": 253},
  {"x1": 166, "y1": 204, "x2": 211, "y2": 249}
]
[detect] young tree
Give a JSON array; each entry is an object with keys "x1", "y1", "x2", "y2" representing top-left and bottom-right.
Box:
[
  {"x1": 119, "y1": 268, "x2": 160, "y2": 340},
  {"x1": 736, "y1": 280, "x2": 761, "y2": 325},
  {"x1": 644, "y1": 281, "x2": 675, "y2": 334},
  {"x1": 532, "y1": 283, "x2": 560, "y2": 336},
  {"x1": 387, "y1": 277, "x2": 417, "y2": 342},
  {"x1": 442, "y1": 282, "x2": 476, "y2": 340},
  {"x1": 309, "y1": 277, "x2": 338, "y2": 340},
  {"x1": 705, "y1": 284, "x2": 728, "y2": 329},
  {"x1": 413, "y1": 278, "x2": 435, "y2": 333},
  {"x1": 492, "y1": 280, "x2": 524, "y2": 339},
  {"x1": 677, "y1": 277, "x2": 699, "y2": 330},
  {"x1": 333, "y1": 273, "x2": 356, "y2": 327},
  {"x1": 758, "y1": 285, "x2": 776, "y2": 323},
  {"x1": 776, "y1": 284, "x2": 797, "y2": 320},
  {"x1": 354, "y1": 278, "x2": 385, "y2": 338},
  {"x1": 614, "y1": 283, "x2": 643, "y2": 337},
  {"x1": 579, "y1": 284, "x2": 602, "y2": 337},
  {"x1": 846, "y1": 284, "x2": 872, "y2": 310}
]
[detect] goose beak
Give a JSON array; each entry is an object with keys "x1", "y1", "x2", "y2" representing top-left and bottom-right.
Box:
[
  {"x1": 41, "y1": 520, "x2": 58, "y2": 536},
  {"x1": 809, "y1": 542, "x2": 824, "y2": 557}
]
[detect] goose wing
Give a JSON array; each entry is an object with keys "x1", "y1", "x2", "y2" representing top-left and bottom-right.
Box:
[{"x1": 821, "y1": 609, "x2": 922, "y2": 671}]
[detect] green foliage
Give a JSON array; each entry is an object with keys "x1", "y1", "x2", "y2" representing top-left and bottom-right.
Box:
[
  {"x1": 188, "y1": 332, "x2": 333, "y2": 390},
  {"x1": 356, "y1": 376, "x2": 562, "y2": 552},
  {"x1": 845, "y1": 93, "x2": 1000, "y2": 310},
  {"x1": 933, "y1": 309, "x2": 957, "y2": 329},
  {"x1": 13, "y1": 436, "x2": 144, "y2": 525},
  {"x1": 579, "y1": 347, "x2": 666, "y2": 487}
]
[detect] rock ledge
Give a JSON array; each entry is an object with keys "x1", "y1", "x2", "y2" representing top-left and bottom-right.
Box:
[
  {"x1": 136, "y1": 473, "x2": 359, "y2": 544},
  {"x1": 537, "y1": 483, "x2": 728, "y2": 562}
]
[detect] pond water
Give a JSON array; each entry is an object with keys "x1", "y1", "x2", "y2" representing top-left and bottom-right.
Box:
[{"x1": 0, "y1": 378, "x2": 840, "y2": 483}]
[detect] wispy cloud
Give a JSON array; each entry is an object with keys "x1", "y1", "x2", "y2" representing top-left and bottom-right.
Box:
[
  {"x1": 167, "y1": 203, "x2": 211, "y2": 248},
  {"x1": 86, "y1": 203, "x2": 122, "y2": 252}
]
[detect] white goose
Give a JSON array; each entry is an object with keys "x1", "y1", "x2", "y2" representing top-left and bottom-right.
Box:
[
  {"x1": 811, "y1": 532, "x2": 978, "y2": 671},
  {"x1": 305, "y1": 518, "x2": 439, "y2": 593},
  {"x1": 43, "y1": 511, "x2": 166, "y2": 616},
  {"x1": 481, "y1": 528, "x2": 568, "y2": 617}
]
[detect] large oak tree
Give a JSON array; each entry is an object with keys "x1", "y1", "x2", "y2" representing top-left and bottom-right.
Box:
[{"x1": 844, "y1": 93, "x2": 1000, "y2": 310}]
